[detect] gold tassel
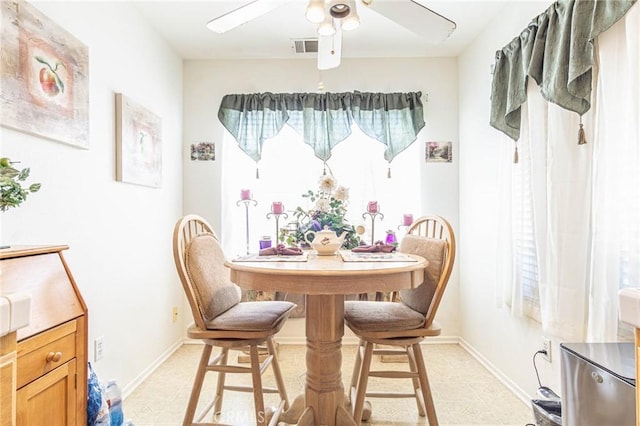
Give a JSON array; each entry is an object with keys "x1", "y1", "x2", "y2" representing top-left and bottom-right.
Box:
[
  {"x1": 513, "y1": 145, "x2": 519, "y2": 164},
  {"x1": 578, "y1": 122, "x2": 587, "y2": 145}
]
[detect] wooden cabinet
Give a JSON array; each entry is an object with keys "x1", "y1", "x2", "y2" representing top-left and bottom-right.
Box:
[
  {"x1": 1, "y1": 246, "x2": 88, "y2": 426},
  {"x1": 0, "y1": 333, "x2": 17, "y2": 426}
]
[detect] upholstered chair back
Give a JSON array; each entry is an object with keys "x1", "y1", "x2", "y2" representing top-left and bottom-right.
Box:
[
  {"x1": 184, "y1": 234, "x2": 241, "y2": 322},
  {"x1": 398, "y1": 235, "x2": 447, "y2": 315},
  {"x1": 398, "y1": 216, "x2": 455, "y2": 330}
]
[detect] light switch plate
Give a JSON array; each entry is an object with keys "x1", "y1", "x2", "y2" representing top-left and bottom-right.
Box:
[{"x1": 95, "y1": 336, "x2": 105, "y2": 362}]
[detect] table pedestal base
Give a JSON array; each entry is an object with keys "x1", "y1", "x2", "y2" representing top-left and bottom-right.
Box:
[
  {"x1": 279, "y1": 294, "x2": 358, "y2": 426},
  {"x1": 280, "y1": 394, "x2": 357, "y2": 426}
]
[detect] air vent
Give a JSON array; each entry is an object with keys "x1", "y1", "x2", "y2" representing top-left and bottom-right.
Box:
[{"x1": 292, "y1": 38, "x2": 318, "y2": 54}]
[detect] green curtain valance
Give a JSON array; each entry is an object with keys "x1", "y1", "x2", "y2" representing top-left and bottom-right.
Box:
[
  {"x1": 218, "y1": 91, "x2": 425, "y2": 163},
  {"x1": 490, "y1": 0, "x2": 637, "y2": 141}
]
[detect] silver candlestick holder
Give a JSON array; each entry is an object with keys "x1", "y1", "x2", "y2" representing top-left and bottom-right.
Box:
[
  {"x1": 237, "y1": 198, "x2": 258, "y2": 254},
  {"x1": 266, "y1": 210, "x2": 289, "y2": 243},
  {"x1": 362, "y1": 211, "x2": 384, "y2": 244}
]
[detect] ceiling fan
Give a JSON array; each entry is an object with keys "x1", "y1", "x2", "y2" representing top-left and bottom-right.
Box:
[{"x1": 206, "y1": 0, "x2": 456, "y2": 70}]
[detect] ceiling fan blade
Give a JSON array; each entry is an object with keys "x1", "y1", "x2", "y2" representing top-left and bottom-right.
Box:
[
  {"x1": 206, "y1": 0, "x2": 289, "y2": 33},
  {"x1": 361, "y1": 0, "x2": 456, "y2": 44},
  {"x1": 318, "y1": 29, "x2": 342, "y2": 70}
]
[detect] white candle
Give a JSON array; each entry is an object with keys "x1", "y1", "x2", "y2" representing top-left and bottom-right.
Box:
[
  {"x1": 272, "y1": 201, "x2": 283, "y2": 214},
  {"x1": 403, "y1": 213, "x2": 413, "y2": 226},
  {"x1": 240, "y1": 189, "x2": 251, "y2": 200},
  {"x1": 367, "y1": 201, "x2": 378, "y2": 213}
]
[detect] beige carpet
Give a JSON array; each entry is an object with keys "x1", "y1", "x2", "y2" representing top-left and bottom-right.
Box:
[{"x1": 123, "y1": 343, "x2": 534, "y2": 425}]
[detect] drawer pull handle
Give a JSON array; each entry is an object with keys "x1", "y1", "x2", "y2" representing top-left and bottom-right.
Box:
[
  {"x1": 591, "y1": 371, "x2": 603, "y2": 383},
  {"x1": 46, "y1": 351, "x2": 63, "y2": 363}
]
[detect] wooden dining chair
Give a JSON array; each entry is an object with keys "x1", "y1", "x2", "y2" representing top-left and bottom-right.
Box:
[
  {"x1": 344, "y1": 215, "x2": 456, "y2": 425},
  {"x1": 173, "y1": 214, "x2": 295, "y2": 426}
]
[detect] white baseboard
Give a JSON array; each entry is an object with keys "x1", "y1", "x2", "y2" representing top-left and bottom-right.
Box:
[
  {"x1": 122, "y1": 338, "x2": 184, "y2": 400},
  {"x1": 459, "y1": 337, "x2": 531, "y2": 405}
]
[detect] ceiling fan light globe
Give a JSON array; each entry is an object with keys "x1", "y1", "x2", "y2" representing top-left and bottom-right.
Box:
[
  {"x1": 305, "y1": 0, "x2": 325, "y2": 24},
  {"x1": 341, "y1": 13, "x2": 359, "y2": 31},
  {"x1": 318, "y1": 21, "x2": 336, "y2": 36}
]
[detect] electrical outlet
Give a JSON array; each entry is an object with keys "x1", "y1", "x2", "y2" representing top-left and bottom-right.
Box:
[
  {"x1": 542, "y1": 337, "x2": 552, "y2": 362},
  {"x1": 172, "y1": 306, "x2": 178, "y2": 323},
  {"x1": 95, "y1": 336, "x2": 105, "y2": 362}
]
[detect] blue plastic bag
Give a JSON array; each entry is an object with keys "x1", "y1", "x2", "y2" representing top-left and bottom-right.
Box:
[
  {"x1": 87, "y1": 363, "x2": 102, "y2": 426},
  {"x1": 87, "y1": 362, "x2": 111, "y2": 426}
]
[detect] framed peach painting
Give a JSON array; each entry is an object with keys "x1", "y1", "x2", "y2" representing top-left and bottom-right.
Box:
[{"x1": 0, "y1": 0, "x2": 90, "y2": 148}]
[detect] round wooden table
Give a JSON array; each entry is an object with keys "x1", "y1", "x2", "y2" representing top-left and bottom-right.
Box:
[{"x1": 226, "y1": 251, "x2": 426, "y2": 426}]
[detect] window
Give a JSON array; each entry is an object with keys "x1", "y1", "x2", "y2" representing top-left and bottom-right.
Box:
[
  {"x1": 512, "y1": 149, "x2": 541, "y2": 320},
  {"x1": 221, "y1": 125, "x2": 421, "y2": 257},
  {"x1": 498, "y1": 7, "x2": 640, "y2": 340}
]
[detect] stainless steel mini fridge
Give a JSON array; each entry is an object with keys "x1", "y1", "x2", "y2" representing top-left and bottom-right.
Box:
[{"x1": 560, "y1": 342, "x2": 635, "y2": 426}]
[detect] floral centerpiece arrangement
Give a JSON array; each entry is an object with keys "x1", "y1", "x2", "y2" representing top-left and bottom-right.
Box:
[{"x1": 280, "y1": 175, "x2": 361, "y2": 250}]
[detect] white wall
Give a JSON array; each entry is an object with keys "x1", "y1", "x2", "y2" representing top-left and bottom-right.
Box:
[
  {"x1": 0, "y1": 1, "x2": 184, "y2": 394},
  {"x1": 183, "y1": 57, "x2": 461, "y2": 340},
  {"x1": 458, "y1": 1, "x2": 560, "y2": 400}
]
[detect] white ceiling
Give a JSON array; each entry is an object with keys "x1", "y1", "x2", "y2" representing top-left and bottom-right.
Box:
[{"x1": 132, "y1": 0, "x2": 517, "y2": 60}]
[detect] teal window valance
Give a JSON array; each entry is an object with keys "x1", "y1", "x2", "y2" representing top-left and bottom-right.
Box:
[
  {"x1": 490, "y1": 0, "x2": 637, "y2": 141},
  {"x1": 218, "y1": 91, "x2": 425, "y2": 163}
]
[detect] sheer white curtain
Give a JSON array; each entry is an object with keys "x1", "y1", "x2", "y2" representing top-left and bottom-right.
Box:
[
  {"x1": 587, "y1": 2, "x2": 639, "y2": 341},
  {"x1": 536, "y1": 93, "x2": 596, "y2": 340},
  {"x1": 221, "y1": 125, "x2": 421, "y2": 258},
  {"x1": 497, "y1": 85, "x2": 548, "y2": 321},
  {"x1": 498, "y1": 3, "x2": 639, "y2": 342},
  {"x1": 497, "y1": 79, "x2": 594, "y2": 330}
]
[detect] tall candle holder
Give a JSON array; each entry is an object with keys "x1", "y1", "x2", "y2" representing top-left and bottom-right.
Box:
[
  {"x1": 266, "y1": 209, "x2": 289, "y2": 243},
  {"x1": 397, "y1": 213, "x2": 414, "y2": 232},
  {"x1": 236, "y1": 198, "x2": 258, "y2": 254},
  {"x1": 362, "y1": 211, "x2": 384, "y2": 244}
]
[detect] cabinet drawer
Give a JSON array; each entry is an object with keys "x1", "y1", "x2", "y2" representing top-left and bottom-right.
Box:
[{"x1": 16, "y1": 321, "x2": 77, "y2": 389}]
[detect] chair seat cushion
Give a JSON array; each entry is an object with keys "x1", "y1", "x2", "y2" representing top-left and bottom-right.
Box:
[
  {"x1": 206, "y1": 301, "x2": 295, "y2": 332},
  {"x1": 344, "y1": 301, "x2": 425, "y2": 332}
]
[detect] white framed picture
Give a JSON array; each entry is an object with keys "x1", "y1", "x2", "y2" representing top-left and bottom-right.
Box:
[{"x1": 116, "y1": 93, "x2": 162, "y2": 188}]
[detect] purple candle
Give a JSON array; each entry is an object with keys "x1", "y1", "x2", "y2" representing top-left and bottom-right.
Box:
[
  {"x1": 367, "y1": 201, "x2": 378, "y2": 213},
  {"x1": 403, "y1": 214, "x2": 414, "y2": 226},
  {"x1": 385, "y1": 231, "x2": 397, "y2": 245},
  {"x1": 272, "y1": 201, "x2": 283, "y2": 214},
  {"x1": 259, "y1": 236, "x2": 272, "y2": 250},
  {"x1": 240, "y1": 189, "x2": 251, "y2": 200}
]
